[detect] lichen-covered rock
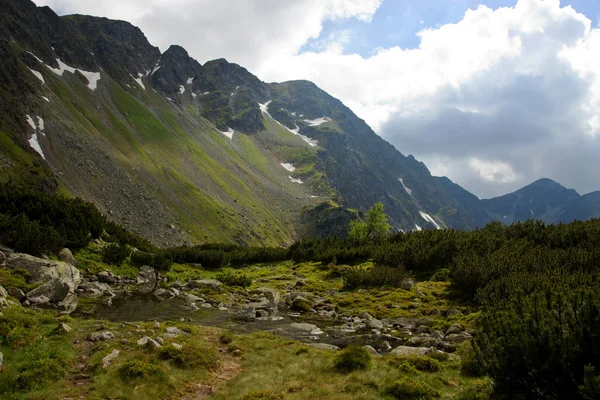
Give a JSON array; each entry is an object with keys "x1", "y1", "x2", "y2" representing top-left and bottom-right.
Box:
[
  {"x1": 89, "y1": 331, "x2": 115, "y2": 341},
  {"x1": 102, "y1": 349, "x2": 120, "y2": 368},
  {"x1": 234, "y1": 307, "x2": 256, "y2": 322},
  {"x1": 446, "y1": 323, "x2": 464, "y2": 335},
  {"x1": 7, "y1": 253, "x2": 81, "y2": 290},
  {"x1": 362, "y1": 345, "x2": 381, "y2": 356},
  {"x1": 138, "y1": 336, "x2": 161, "y2": 348},
  {"x1": 309, "y1": 343, "x2": 340, "y2": 351},
  {"x1": 390, "y1": 346, "x2": 434, "y2": 357},
  {"x1": 59, "y1": 248, "x2": 78, "y2": 266},
  {"x1": 188, "y1": 279, "x2": 223, "y2": 290},
  {"x1": 291, "y1": 296, "x2": 313, "y2": 312},
  {"x1": 406, "y1": 335, "x2": 439, "y2": 348},
  {"x1": 253, "y1": 287, "x2": 280, "y2": 305}
]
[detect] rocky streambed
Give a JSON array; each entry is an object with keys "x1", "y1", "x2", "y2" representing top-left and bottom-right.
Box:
[{"x1": 0, "y1": 248, "x2": 473, "y2": 358}]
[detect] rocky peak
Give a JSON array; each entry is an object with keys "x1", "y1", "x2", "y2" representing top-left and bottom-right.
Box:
[
  {"x1": 150, "y1": 44, "x2": 212, "y2": 96},
  {"x1": 63, "y1": 14, "x2": 160, "y2": 79}
]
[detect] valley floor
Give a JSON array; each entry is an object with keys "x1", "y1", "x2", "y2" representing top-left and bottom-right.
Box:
[{"x1": 0, "y1": 246, "x2": 490, "y2": 400}]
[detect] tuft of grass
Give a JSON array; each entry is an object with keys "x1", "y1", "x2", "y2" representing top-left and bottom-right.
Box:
[
  {"x1": 384, "y1": 377, "x2": 440, "y2": 400},
  {"x1": 241, "y1": 390, "x2": 286, "y2": 400},
  {"x1": 333, "y1": 346, "x2": 372, "y2": 373},
  {"x1": 343, "y1": 266, "x2": 408, "y2": 290},
  {"x1": 216, "y1": 272, "x2": 252, "y2": 288},
  {"x1": 118, "y1": 359, "x2": 165, "y2": 380},
  {"x1": 389, "y1": 356, "x2": 442, "y2": 373},
  {"x1": 219, "y1": 331, "x2": 235, "y2": 344},
  {"x1": 159, "y1": 342, "x2": 219, "y2": 369}
]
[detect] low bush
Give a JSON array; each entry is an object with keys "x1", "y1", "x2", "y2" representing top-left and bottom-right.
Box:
[
  {"x1": 216, "y1": 272, "x2": 252, "y2": 288},
  {"x1": 384, "y1": 377, "x2": 440, "y2": 400},
  {"x1": 343, "y1": 266, "x2": 407, "y2": 289},
  {"x1": 102, "y1": 243, "x2": 130, "y2": 265},
  {"x1": 333, "y1": 345, "x2": 372, "y2": 373},
  {"x1": 131, "y1": 250, "x2": 173, "y2": 271},
  {"x1": 389, "y1": 355, "x2": 441, "y2": 373}
]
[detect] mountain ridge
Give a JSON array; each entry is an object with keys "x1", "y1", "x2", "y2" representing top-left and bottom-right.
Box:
[{"x1": 0, "y1": 0, "x2": 598, "y2": 247}]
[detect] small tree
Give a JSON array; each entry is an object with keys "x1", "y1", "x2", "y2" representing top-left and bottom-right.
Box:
[{"x1": 348, "y1": 202, "x2": 391, "y2": 242}]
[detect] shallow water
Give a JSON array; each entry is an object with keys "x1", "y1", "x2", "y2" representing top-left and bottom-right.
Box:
[{"x1": 77, "y1": 295, "x2": 337, "y2": 343}]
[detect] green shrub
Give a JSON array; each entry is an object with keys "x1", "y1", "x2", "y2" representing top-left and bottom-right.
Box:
[
  {"x1": 216, "y1": 272, "x2": 252, "y2": 288},
  {"x1": 389, "y1": 355, "x2": 441, "y2": 373},
  {"x1": 343, "y1": 266, "x2": 407, "y2": 289},
  {"x1": 454, "y1": 381, "x2": 493, "y2": 400},
  {"x1": 384, "y1": 377, "x2": 440, "y2": 400},
  {"x1": 333, "y1": 346, "x2": 372, "y2": 373},
  {"x1": 118, "y1": 359, "x2": 164, "y2": 380},
  {"x1": 131, "y1": 250, "x2": 173, "y2": 271},
  {"x1": 102, "y1": 243, "x2": 130, "y2": 265},
  {"x1": 427, "y1": 352, "x2": 450, "y2": 362},
  {"x1": 0, "y1": 213, "x2": 65, "y2": 255},
  {"x1": 430, "y1": 268, "x2": 450, "y2": 282},
  {"x1": 159, "y1": 342, "x2": 218, "y2": 369}
]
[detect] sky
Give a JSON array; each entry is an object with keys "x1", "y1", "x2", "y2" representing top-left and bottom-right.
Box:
[{"x1": 32, "y1": 0, "x2": 600, "y2": 199}]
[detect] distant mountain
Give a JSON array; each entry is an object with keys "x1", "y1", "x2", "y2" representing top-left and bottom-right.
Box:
[
  {"x1": 0, "y1": 0, "x2": 597, "y2": 247},
  {"x1": 439, "y1": 177, "x2": 600, "y2": 227}
]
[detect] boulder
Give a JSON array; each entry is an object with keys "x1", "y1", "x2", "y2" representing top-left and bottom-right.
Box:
[
  {"x1": 97, "y1": 271, "x2": 116, "y2": 284},
  {"x1": 406, "y1": 335, "x2": 439, "y2": 348},
  {"x1": 0, "y1": 250, "x2": 6, "y2": 265},
  {"x1": 446, "y1": 309, "x2": 463, "y2": 318},
  {"x1": 166, "y1": 327, "x2": 187, "y2": 335},
  {"x1": 244, "y1": 298, "x2": 271, "y2": 310},
  {"x1": 391, "y1": 346, "x2": 434, "y2": 357},
  {"x1": 290, "y1": 323, "x2": 322, "y2": 335},
  {"x1": 188, "y1": 279, "x2": 223, "y2": 290},
  {"x1": 446, "y1": 323, "x2": 464, "y2": 335},
  {"x1": 6, "y1": 253, "x2": 81, "y2": 294},
  {"x1": 171, "y1": 343, "x2": 183, "y2": 350},
  {"x1": 234, "y1": 307, "x2": 256, "y2": 322},
  {"x1": 363, "y1": 345, "x2": 381, "y2": 357},
  {"x1": 445, "y1": 333, "x2": 471, "y2": 344},
  {"x1": 78, "y1": 282, "x2": 114, "y2": 297},
  {"x1": 254, "y1": 287, "x2": 279, "y2": 305},
  {"x1": 431, "y1": 330, "x2": 445, "y2": 341},
  {"x1": 400, "y1": 279, "x2": 415, "y2": 291},
  {"x1": 200, "y1": 303, "x2": 212, "y2": 309},
  {"x1": 59, "y1": 248, "x2": 78, "y2": 266},
  {"x1": 27, "y1": 279, "x2": 72, "y2": 303},
  {"x1": 7, "y1": 287, "x2": 25, "y2": 301},
  {"x1": 89, "y1": 331, "x2": 115, "y2": 341},
  {"x1": 138, "y1": 336, "x2": 162, "y2": 348},
  {"x1": 139, "y1": 265, "x2": 156, "y2": 282},
  {"x1": 309, "y1": 343, "x2": 340, "y2": 351},
  {"x1": 291, "y1": 296, "x2": 313, "y2": 312},
  {"x1": 58, "y1": 323, "x2": 72, "y2": 333},
  {"x1": 102, "y1": 349, "x2": 120, "y2": 368},
  {"x1": 360, "y1": 312, "x2": 384, "y2": 330},
  {"x1": 0, "y1": 286, "x2": 6, "y2": 309}
]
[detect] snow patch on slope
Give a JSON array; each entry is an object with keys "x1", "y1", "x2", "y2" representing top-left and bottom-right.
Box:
[
  {"x1": 415, "y1": 224, "x2": 422, "y2": 232},
  {"x1": 303, "y1": 117, "x2": 331, "y2": 127},
  {"x1": 419, "y1": 211, "x2": 442, "y2": 230},
  {"x1": 221, "y1": 127, "x2": 235, "y2": 140},
  {"x1": 281, "y1": 163, "x2": 296, "y2": 172},
  {"x1": 48, "y1": 59, "x2": 101, "y2": 90},
  {"x1": 133, "y1": 73, "x2": 146, "y2": 90},
  {"x1": 399, "y1": 178, "x2": 412, "y2": 196},
  {"x1": 29, "y1": 69, "x2": 44, "y2": 84},
  {"x1": 260, "y1": 101, "x2": 318, "y2": 147},
  {"x1": 26, "y1": 114, "x2": 45, "y2": 159},
  {"x1": 179, "y1": 85, "x2": 185, "y2": 95},
  {"x1": 187, "y1": 77, "x2": 193, "y2": 84},
  {"x1": 289, "y1": 176, "x2": 303, "y2": 184},
  {"x1": 42, "y1": 96, "x2": 50, "y2": 103}
]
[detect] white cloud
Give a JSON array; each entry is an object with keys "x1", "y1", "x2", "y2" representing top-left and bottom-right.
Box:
[{"x1": 32, "y1": 0, "x2": 600, "y2": 197}]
